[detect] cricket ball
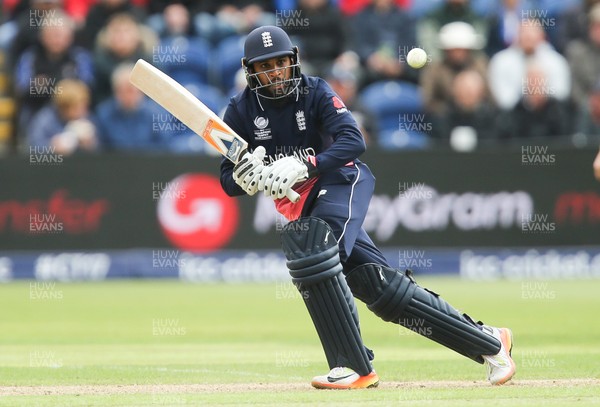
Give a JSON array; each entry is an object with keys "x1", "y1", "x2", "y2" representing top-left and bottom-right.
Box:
[{"x1": 406, "y1": 48, "x2": 428, "y2": 69}]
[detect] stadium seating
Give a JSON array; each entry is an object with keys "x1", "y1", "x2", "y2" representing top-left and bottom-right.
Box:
[
  {"x1": 0, "y1": 51, "x2": 15, "y2": 149},
  {"x1": 211, "y1": 35, "x2": 245, "y2": 94},
  {"x1": 407, "y1": 0, "x2": 444, "y2": 18},
  {"x1": 154, "y1": 36, "x2": 212, "y2": 86},
  {"x1": 184, "y1": 81, "x2": 226, "y2": 116},
  {"x1": 538, "y1": 0, "x2": 582, "y2": 16},
  {"x1": 359, "y1": 80, "x2": 430, "y2": 149}
]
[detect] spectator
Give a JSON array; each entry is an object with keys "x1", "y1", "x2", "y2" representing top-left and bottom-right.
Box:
[
  {"x1": 151, "y1": 3, "x2": 211, "y2": 85},
  {"x1": 576, "y1": 79, "x2": 600, "y2": 136},
  {"x1": 285, "y1": 0, "x2": 349, "y2": 77},
  {"x1": 565, "y1": 4, "x2": 600, "y2": 112},
  {"x1": 350, "y1": 0, "x2": 417, "y2": 86},
  {"x1": 497, "y1": 63, "x2": 569, "y2": 139},
  {"x1": 95, "y1": 63, "x2": 164, "y2": 151},
  {"x1": 143, "y1": 2, "x2": 215, "y2": 43},
  {"x1": 14, "y1": 11, "x2": 94, "y2": 139},
  {"x1": 146, "y1": 0, "x2": 197, "y2": 15},
  {"x1": 418, "y1": 0, "x2": 488, "y2": 61},
  {"x1": 194, "y1": 1, "x2": 274, "y2": 45},
  {"x1": 436, "y1": 69, "x2": 499, "y2": 143},
  {"x1": 0, "y1": 0, "x2": 27, "y2": 55},
  {"x1": 488, "y1": 19, "x2": 571, "y2": 111},
  {"x1": 555, "y1": 0, "x2": 600, "y2": 54},
  {"x1": 93, "y1": 12, "x2": 156, "y2": 104},
  {"x1": 338, "y1": 0, "x2": 409, "y2": 16},
  {"x1": 62, "y1": 0, "x2": 97, "y2": 26},
  {"x1": 144, "y1": 2, "x2": 205, "y2": 40},
  {"x1": 2, "y1": 0, "x2": 29, "y2": 20},
  {"x1": 485, "y1": 0, "x2": 524, "y2": 57},
  {"x1": 0, "y1": 0, "x2": 95, "y2": 55},
  {"x1": 215, "y1": 1, "x2": 274, "y2": 34},
  {"x1": 9, "y1": 0, "x2": 65, "y2": 66},
  {"x1": 420, "y1": 22, "x2": 489, "y2": 120},
  {"x1": 77, "y1": 0, "x2": 145, "y2": 50},
  {"x1": 28, "y1": 78, "x2": 98, "y2": 154}
]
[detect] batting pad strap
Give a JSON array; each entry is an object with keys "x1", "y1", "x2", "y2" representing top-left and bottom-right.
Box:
[
  {"x1": 281, "y1": 217, "x2": 373, "y2": 376},
  {"x1": 346, "y1": 264, "x2": 501, "y2": 364},
  {"x1": 345, "y1": 264, "x2": 417, "y2": 322},
  {"x1": 407, "y1": 286, "x2": 501, "y2": 363}
]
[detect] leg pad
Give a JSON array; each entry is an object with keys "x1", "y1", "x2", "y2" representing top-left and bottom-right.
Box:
[
  {"x1": 281, "y1": 217, "x2": 373, "y2": 375},
  {"x1": 346, "y1": 264, "x2": 500, "y2": 363}
]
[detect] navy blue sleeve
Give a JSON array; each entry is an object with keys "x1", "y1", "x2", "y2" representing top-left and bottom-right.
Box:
[
  {"x1": 219, "y1": 100, "x2": 247, "y2": 197},
  {"x1": 314, "y1": 79, "x2": 366, "y2": 173}
]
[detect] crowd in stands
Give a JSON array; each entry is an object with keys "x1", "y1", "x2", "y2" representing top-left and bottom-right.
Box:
[{"x1": 0, "y1": 0, "x2": 599, "y2": 154}]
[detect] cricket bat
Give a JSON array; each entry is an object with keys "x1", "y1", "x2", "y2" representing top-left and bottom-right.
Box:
[{"x1": 129, "y1": 59, "x2": 300, "y2": 202}]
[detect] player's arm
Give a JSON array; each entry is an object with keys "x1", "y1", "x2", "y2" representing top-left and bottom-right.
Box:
[{"x1": 309, "y1": 78, "x2": 366, "y2": 174}]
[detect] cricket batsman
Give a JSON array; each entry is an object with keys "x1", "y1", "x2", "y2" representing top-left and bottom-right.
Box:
[{"x1": 220, "y1": 26, "x2": 515, "y2": 389}]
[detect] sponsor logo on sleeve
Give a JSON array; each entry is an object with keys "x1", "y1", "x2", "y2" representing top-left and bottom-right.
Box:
[{"x1": 332, "y1": 96, "x2": 348, "y2": 114}]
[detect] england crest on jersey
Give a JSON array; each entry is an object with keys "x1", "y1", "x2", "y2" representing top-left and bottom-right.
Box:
[{"x1": 295, "y1": 110, "x2": 306, "y2": 131}]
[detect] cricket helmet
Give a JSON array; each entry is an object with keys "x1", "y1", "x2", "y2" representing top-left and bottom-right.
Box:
[{"x1": 242, "y1": 25, "x2": 302, "y2": 99}]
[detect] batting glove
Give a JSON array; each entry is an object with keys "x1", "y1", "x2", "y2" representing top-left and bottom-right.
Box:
[
  {"x1": 233, "y1": 146, "x2": 266, "y2": 196},
  {"x1": 259, "y1": 156, "x2": 318, "y2": 200}
]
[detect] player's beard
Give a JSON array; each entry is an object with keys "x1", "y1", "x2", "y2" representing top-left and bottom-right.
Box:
[
  {"x1": 253, "y1": 66, "x2": 300, "y2": 100},
  {"x1": 245, "y1": 58, "x2": 303, "y2": 99},
  {"x1": 268, "y1": 78, "x2": 291, "y2": 98}
]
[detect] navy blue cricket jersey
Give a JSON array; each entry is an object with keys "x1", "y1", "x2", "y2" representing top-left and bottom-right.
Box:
[{"x1": 219, "y1": 74, "x2": 366, "y2": 198}]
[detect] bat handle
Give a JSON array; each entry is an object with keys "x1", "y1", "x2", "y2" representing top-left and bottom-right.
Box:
[{"x1": 286, "y1": 188, "x2": 301, "y2": 203}]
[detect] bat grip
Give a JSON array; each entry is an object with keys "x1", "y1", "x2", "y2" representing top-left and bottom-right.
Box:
[{"x1": 286, "y1": 188, "x2": 301, "y2": 203}]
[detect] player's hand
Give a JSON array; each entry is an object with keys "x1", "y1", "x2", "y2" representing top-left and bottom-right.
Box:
[
  {"x1": 233, "y1": 146, "x2": 266, "y2": 196},
  {"x1": 259, "y1": 156, "x2": 315, "y2": 200}
]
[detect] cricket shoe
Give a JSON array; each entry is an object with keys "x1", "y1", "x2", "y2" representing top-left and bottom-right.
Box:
[
  {"x1": 311, "y1": 367, "x2": 379, "y2": 389},
  {"x1": 482, "y1": 326, "x2": 516, "y2": 385}
]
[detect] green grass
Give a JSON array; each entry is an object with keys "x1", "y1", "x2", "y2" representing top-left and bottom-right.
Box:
[{"x1": 0, "y1": 278, "x2": 599, "y2": 406}]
